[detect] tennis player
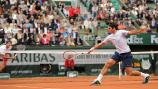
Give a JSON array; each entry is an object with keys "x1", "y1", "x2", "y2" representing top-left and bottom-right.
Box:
[
  {"x1": 88, "y1": 23, "x2": 150, "y2": 85},
  {"x1": 0, "y1": 41, "x2": 13, "y2": 72}
]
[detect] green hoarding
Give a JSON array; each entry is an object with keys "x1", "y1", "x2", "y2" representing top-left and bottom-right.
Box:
[
  {"x1": 132, "y1": 54, "x2": 152, "y2": 73},
  {"x1": 5, "y1": 64, "x2": 59, "y2": 78},
  {"x1": 127, "y1": 33, "x2": 158, "y2": 45}
]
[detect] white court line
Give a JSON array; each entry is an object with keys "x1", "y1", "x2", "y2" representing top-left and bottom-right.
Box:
[{"x1": 0, "y1": 85, "x2": 61, "y2": 89}]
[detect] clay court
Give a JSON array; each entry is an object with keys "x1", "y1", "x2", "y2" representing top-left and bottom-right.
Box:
[{"x1": 0, "y1": 76, "x2": 157, "y2": 89}]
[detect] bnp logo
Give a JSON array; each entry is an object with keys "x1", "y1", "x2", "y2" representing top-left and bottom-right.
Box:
[
  {"x1": 151, "y1": 35, "x2": 158, "y2": 44},
  {"x1": 127, "y1": 35, "x2": 143, "y2": 44}
]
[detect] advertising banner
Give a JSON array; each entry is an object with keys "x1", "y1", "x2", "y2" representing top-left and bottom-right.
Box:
[
  {"x1": 127, "y1": 34, "x2": 158, "y2": 45},
  {"x1": 132, "y1": 54, "x2": 152, "y2": 73},
  {"x1": 7, "y1": 50, "x2": 113, "y2": 65},
  {"x1": 4, "y1": 50, "x2": 154, "y2": 77}
]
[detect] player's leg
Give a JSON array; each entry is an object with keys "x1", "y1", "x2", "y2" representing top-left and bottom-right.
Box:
[
  {"x1": 100, "y1": 59, "x2": 116, "y2": 76},
  {"x1": 91, "y1": 52, "x2": 121, "y2": 85},
  {"x1": 91, "y1": 58, "x2": 116, "y2": 85},
  {"x1": 122, "y1": 52, "x2": 150, "y2": 84},
  {"x1": 125, "y1": 67, "x2": 150, "y2": 84}
]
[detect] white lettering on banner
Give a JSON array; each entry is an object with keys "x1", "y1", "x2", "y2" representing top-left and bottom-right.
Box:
[
  {"x1": 151, "y1": 35, "x2": 158, "y2": 44},
  {"x1": 133, "y1": 55, "x2": 150, "y2": 60},
  {"x1": 127, "y1": 35, "x2": 143, "y2": 44},
  {"x1": 8, "y1": 53, "x2": 57, "y2": 65},
  {"x1": 91, "y1": 69, "x2": 101, "y2": 72},
  {"x1": 76, "y1": 54, "x2": 111, "y2": 59},
  {"x1": 7, "y1": 50, "x2": 151, "y2": 65},
  {"x1": 11, "y1": 70, "x2": 32, "y2": 74},
  {"x1": 7, "y1": 51, "x2": 113, "y2": 65}
]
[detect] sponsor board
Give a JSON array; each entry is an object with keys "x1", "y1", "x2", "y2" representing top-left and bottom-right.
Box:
[
  {"x1": 127, "y1": 34, "x2": 158, "y2": 45},
  {"x1": 6, "y1": 50, "x2": 153, "y2": 66},
  {"x1": 5, "y1": 50, "x2": 154, "y2": 77},
  {"x1": 7, "y1": 51, "x2": 113, "y2": 65}
]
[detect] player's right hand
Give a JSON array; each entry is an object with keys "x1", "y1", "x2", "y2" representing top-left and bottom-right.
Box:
[
  {"x1": 87, "y1": 51, "x2": 91, "y2": 54},
  {"x1": 87, "y1": 47, "x2": 95, "y2": 54}
]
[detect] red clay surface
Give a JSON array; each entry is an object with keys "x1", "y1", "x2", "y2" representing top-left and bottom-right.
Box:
[{"x1": 0, "y1": 76, "x2": 157, "y2": 89}]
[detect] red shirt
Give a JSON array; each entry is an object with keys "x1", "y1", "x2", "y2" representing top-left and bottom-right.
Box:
[
  {"x1": 68, "y1": 7, "x2": 75, "y2": 17},
  {"x1": 40, "y1": 37, "x2": 50, "y2": 45},
  {"x1": 74, "y1": 7, "x2": 80, "y2": 15},
  {"x1": 2, "y1": 56, "x2": 8, "y2": 65},
  {"x1": 64, "y1": 59, "x2": 75, "y2": 69}
]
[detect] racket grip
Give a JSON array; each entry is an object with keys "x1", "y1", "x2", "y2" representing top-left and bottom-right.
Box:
[{"x1": 14, "y1": 53, "x2": 17, "y2": 57}]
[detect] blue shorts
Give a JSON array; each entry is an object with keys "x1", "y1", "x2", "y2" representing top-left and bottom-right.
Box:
[{"x1": 112, "y1": 52, "x2": 133, "y2": 69}]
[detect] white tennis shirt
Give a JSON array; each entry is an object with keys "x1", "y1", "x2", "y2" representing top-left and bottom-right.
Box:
[
  {"x1": 0, "y1": 45, "x2": 11, "y2": 55},
  {"x1": 103, "y1": 30, "x2": 131, "y2": 54}
]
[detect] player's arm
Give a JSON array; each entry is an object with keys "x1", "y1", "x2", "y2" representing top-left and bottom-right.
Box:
[
  {"x1": 88, "y1": 39, "x2": 109, "y2": 54},
  {"x1": 128, "y1": 26, "x2": 147, "y2": 35},
  {"x1": 87, "y1": 42, "x2": 103, "y2": 54},
  {"x1": 3, "y1": 53, "x2": 16, "y2": 60}
]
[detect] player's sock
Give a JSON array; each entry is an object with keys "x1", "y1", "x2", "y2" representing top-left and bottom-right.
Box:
[
  {"x1": 141, "y1": 72, "x2": 150, "y2": 84},
  {"x1": 140, "y1": 72, "x2": 148, "y2": 77},
  {"x1": 96, "y1": 73, "x2": 103, "y2": 82}
]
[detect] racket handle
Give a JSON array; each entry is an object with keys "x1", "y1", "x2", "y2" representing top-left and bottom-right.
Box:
[
  {"x1": 13, "y1": 53, "x2": 17, "y2": 59},
  {"x1": 14, "y1": 53, "x2": 17, "y2": 57}
]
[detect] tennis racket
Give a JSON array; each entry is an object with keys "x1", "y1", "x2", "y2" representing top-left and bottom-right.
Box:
[{"x1": 63, "y1": 50, "x2": 85, "y2": 59}]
